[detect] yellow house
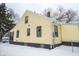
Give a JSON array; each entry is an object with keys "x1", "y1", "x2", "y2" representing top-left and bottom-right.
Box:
[
  {"x1": 10, "y1": 10, "x2": 62, "y2": 49},
  {"x1": 10, "y1": 10, "x2": 79, "y2": 49}
]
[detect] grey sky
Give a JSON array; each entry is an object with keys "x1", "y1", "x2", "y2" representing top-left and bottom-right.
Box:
[{"x1": 6, "y1": 3, "x2": 79, "y2": 18}]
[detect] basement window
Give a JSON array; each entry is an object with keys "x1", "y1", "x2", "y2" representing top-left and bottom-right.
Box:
[
  {"x1": 25, "y1": 16, "x2": 28, "y2": 23},
  {"x1": 27, "y1": 28, "x2": 30, "y2": 36},
  {"x1": 54, "y1": 25, "x2": 58, "y2": 37},
  {"x1": 16, "y1": 30, "x2": 19, "y2": 38},
  {"x1": 36, "y1": 26, "x2": 42, "y2": 37}
]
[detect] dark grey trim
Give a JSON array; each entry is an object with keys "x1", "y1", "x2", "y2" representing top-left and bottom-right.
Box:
[
  {"x1": 10, "y1": 42, "x2": 61, "y2": 49},
  {"x1": 9, "y1": 40, "x2": 79, "y2": 49},
  {"x1": 62, "y1": 42, "x2": 79, "y2": 47}
]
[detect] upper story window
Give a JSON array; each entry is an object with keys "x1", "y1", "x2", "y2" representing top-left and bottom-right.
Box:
[
  {"x1": 16, "y1": 30, "x2": 19, "y2": 38},
  {"x1": 25, "y1": 16, "x2": 28, "y2": 23},
  {"x1": 54, "y1": 25, "x2": 58, "y2": 37},
  {"x1": 36, "y1": 26, "x2": 42, "y2": 37},
  {"x1": 27, "y1": 28, "x2": 30, "y2": 36}
]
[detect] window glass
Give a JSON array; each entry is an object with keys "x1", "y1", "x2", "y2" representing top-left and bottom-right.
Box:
[
  {"x1": 27, "y1": 28, "x2": 30, "y2": 36},
  {"x1": 54, "y1": 25, "x2": 58, "y2": 37},
  {"x1": 25, "y1": 16, "x2": 28, "y2": 23},
  {"x1": 16, "y1": 30, "x2": 19, "y2": 38},
  {"x1": 36, "y1": 26, "x2": 42, "y2": 37}
]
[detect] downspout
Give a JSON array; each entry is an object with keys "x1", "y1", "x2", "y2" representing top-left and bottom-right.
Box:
[
  {"x1": 60, "y1": 24, "x2": 62, "y2": 44},
  {"x1": 50, "y1": 22, "x2": 55, "y2": 49},
  {"x1": 53, "y1": 23, "x2": 55, "y2": 49}
]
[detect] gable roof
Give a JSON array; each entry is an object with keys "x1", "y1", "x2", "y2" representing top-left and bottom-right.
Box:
[
  {"x1": 10, "y1": 10, "x2": 62, "y2": 32},
  {"x1": 25, "y1": 10, "x2": 62, "y2": 24}
]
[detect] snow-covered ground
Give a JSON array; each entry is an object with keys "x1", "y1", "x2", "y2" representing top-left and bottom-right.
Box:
[{"x1": 0, "y1": 42, "x2": 79, "y2": 56}]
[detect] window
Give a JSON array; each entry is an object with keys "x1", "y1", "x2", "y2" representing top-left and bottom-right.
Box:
[
  {"x1": 27, "y1": 28, "x2": 30, "y2": 36},
  {"x1": 16, "y1": 30, "x2": 19, "y2": 38},
  {"x1": 36, "y1": 26, "x2": 42, "y2": 37},
  {"x1": 54, "y1": 25, "x2": 58, "y2": 37},
  {"x1": 25, "y1": 16, "x2": 28, "y2": 23}
]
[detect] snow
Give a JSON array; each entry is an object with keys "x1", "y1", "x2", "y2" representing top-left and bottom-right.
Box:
[{"x1": 0, "y1": 42, "x2": 79, "y2": 56}]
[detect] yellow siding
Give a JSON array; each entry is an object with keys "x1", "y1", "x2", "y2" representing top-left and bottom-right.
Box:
[
  {"x1": 10, "y1": 11, "x2": 62, "y2": 45},
  {"x1": 11, "y1": 11, "x2": 53, "y2": 44},
  {"x1": 62, "y1": 24, "x2": 79, "y2": 42},
  {"x1": 11, "y1": 11, "x2": 79, "y2": 45}
]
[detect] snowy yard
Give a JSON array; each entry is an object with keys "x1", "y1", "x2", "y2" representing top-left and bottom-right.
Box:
[{"x1": 0, "y1": 42, "x2": 79, "y2": 56}]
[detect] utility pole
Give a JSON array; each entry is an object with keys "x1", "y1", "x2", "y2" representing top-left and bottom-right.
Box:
[{"x1": 71, "y1": 40, "x2": 73, "y2": 52}]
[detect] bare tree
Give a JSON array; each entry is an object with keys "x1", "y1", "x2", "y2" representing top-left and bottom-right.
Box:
[
  {"x1": 43, "y1": 6, "x2": 78, "y2": 23},
  {"x1": 52, "y1": 6, "x2": 66, "y2": 21},
  {"x1": 65, "y1": 9, "x2": 77, "y2": 23},
  {"x1": 53, "y1": 7, "x2": 78, "y2": 23}
]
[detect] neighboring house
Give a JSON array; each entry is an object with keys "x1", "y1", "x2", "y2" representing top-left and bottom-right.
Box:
[{"x1": 10, "y1": 10, "x2": 79, "y2": 49}]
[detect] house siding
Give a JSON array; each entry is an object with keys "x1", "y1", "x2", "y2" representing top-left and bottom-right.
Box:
[
  {"x1": 10, "y1": 10, "x2": 79, "y2": 49},
  {"x1": 11, "y1": 11, "x2": 53, "y2": 45},
  {"x1": 62, "y1": 24, "x2": 79, "y2": 42}
]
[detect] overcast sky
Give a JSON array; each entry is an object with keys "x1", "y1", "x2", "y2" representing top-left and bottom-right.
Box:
[{"x1": 6, "y1": 3, "x2": 79, "y2": 18}]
